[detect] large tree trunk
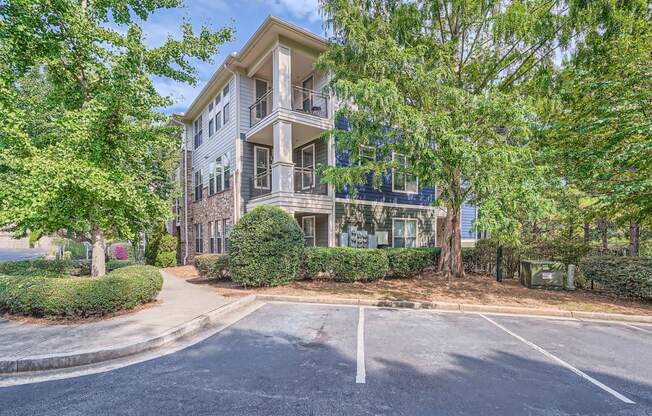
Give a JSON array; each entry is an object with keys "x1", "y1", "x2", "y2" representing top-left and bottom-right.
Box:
[
  {"x1": 629, "y1": 222, "x2": 639, "y2": 257},
  {"x1": 450, "y1": 206, "x2": 465, "y2": 278},
  {"x1": 438, "y1": 203, "x2": 465, "y2": 280},
  {"x1": 438, "y1": 208, "x2": 453, "y2": 279},
  {"x1": 91, "y1": 229, "x2": 106, "y2": 277}
]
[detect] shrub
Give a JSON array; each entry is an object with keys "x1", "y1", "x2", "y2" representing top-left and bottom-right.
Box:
[
  {"x1": 0, "y1": 259, "x2": 71, "y2": 277},
  {"x1": 71, "y1": 259, "x2": 91, "y2": 276},
  {"x1": 303, "y1": 247, "x2": 389, "y2": 282},
  {"x1": 194, "y1": 254, "x2": 229, "y2": 279},
  {"x1": 113, "y1": 244, "x2": 129, "y2": 260},
  {"x1": 107, "y1": 259, "x2": 136, "y2": 271},
  {"x1": 385, "y1": 248, "x2": 434, "y2": 278},
  {"x1": 229, "y1": 206, "x2": 304, "y2": 287},
  {"x1": 580, "y1": 256, "x2": 652, "y2": 299},
  {"x1": 0, "y1": 265, "x2": 163, "y2": 318},
  {"x1": 145, "y1": 226, "x2": 178, "y2": 267}
]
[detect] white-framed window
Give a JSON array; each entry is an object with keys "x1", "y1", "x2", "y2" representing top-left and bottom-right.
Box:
[
  {"x1": 208, "y1": 102, "x2": 214, "y2": 113},
  {"x1": 254, "y1": 146, "x2": 270, "y2": 189},
  {"x1": 208, "y1": 119, "x2": 214, "y2": 136},
  {"x1": 208, "y1": 221, "x2": 214, "y2": 253},
  {"x1": 215, "y1": 220, "x2": 223, "y2": 253},
  {"x1": 301, "y1": 75, "x2": 314, "y2": 112},
  {"x1": 193, "y1": 170, "x2": 203, "y2": 201},
  {"x1": 193, "y1": 115, "x2": 203, "y2": 149},
  {"x1": 223, "y1": 219, "x2": 231, "y2": 252},
  {"x1": 208, "y1": 162, "x2": 215, "y2": 196},
  {"x1": 222, "y1": 153, "x2": 231, "y2": 190},
  {"x1": 222, "y1": 83, "x2": 230, "y2": 125},
  {"x1": 255, "y1": 78, "x2": 269, "y2": 119},
  {"x1": 301, "y1": 144, "x2": 315, "y2": 190},
  {"x1": 215, "y1": 111, "x2": 222, "y2": 131},
  {"x1": 392, "y1": 218, "x2": 417, "y2": 248},
  {"x1": 392, "y1": 152, "x2": 418, "y2": 193},
  {"x1": 195, "y1": 223, "x2": 203, "y2": 254},
  {"x1": 215, "y1": 94, "x2": 221, "y2": 107},
  {"x1": 359, "y1": 145, "x2": 376, "y2": 165},
  {"x1": 302, "y1": 216, "x2": 316, "y2": 247}
]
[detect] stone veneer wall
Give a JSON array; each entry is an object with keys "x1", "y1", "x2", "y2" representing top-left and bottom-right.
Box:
[{"x1": 188, "y1": 186, "x2": 234, "y2": 260}]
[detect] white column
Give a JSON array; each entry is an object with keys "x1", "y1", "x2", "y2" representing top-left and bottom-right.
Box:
[
  {"x1": 272, "y1": 120, "x2": 294, "y2": 193},
  {"x1": 272, "y1": 44, "x2": 292, "y2": 110},
  {"x1": 328, "y1": 213, "x2": 336, "y2": 247}
]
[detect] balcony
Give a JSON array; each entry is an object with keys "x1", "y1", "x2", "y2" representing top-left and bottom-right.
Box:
[
  {"x1": 249, "y1": 86, "x2": 329, "y2": 128},
  {"x1": 248, "y1": 166, "x2": 327, "y2": 201}
]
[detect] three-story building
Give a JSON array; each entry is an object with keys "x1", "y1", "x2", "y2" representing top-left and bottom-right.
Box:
[{"x1": 171, "y1": 16, "x2": 480, "y2": 263}]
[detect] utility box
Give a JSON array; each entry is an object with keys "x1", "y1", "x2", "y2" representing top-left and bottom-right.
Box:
[{"x1": 520, "y1": 260, "x2": 564, "y2": 289}]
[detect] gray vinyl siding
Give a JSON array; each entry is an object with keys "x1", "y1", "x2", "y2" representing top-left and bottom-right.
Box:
[
  {"x1": 190, "y1": 76, "x2": 237, "y2": 190},
  {"x1": 335, "y1": 202, "x2": 438, "y2": 248},
  {"x1": 239, "y1": 73, "x2": 254, "y2": 134},
  {"x1": 292, "y1": 137, "x2": 328, "y2": 168},
  {"x1": 295, "y1": 213, "x2": 328, "y2": 247},
  {"x1": 241, "y1": 142, "x2": 271, "y2": 203}
]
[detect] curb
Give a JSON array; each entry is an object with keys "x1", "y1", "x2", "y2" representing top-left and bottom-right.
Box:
[
  {"x1": 255, "y1": 294, "x2": 652, "y2": 324},
  {"x1": 0, "y1": 295, "x2": 257, "y2": 374}
]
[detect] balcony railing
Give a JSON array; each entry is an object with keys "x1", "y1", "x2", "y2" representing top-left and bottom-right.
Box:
[
  {"x1": 294, "y1": 167, "x2": 327, "y2": 195},
  {"x1": 291, "y1": 86, "x2": 328, "y2": 119},
  {"x1": 249, "y1": 89, "x2": 273, "y2": 127},
  {"x1": 249, "y1": 86, "x2": 329, "y2": 127},
  {"x1": 250, "y1": 170, "x2": 272, "y2": 199}
]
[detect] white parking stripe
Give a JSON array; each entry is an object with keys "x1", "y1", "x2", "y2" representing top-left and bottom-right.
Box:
[
  {"x1": 479, "y1": 314, "x2": 636, "y2": 404},
  {"x1": 622, "y1": 323, "x2": 652, "y2": 335},
  {"x1": 356, "y1": 306, "x2": 366, "y2": 384}
]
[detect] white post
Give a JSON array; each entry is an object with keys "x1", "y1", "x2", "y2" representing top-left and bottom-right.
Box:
[{"x1": 272, "y1": 44, "x2": 292, "y2": 111}]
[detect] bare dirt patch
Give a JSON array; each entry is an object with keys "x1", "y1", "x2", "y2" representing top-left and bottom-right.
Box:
[{"x1": 164, "y1": 266, "x2": 652, "y2": 316}]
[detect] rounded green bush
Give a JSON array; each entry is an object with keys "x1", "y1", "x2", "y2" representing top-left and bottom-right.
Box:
[
  {"x1": 194, "y1": 254, "x2": 229, "y2": 279},
  {"x1": 155, "y1": 251, "x2": 177, "y2": 268},
  {"x1": 0, "y1": 265, "x2": 163, "y2": 318},
  {"x1": 580, "y1": 256, "x2": 652, "y2": 299},
  {"x1": 303, "y1": 247, "x2": 389, "y2": 282},
  {"x1": 386, "y1": 248, "x2": 434, "y2": 278},
  {"x1": 229, "y1": 206, "x2": 304, "y2": 287}
]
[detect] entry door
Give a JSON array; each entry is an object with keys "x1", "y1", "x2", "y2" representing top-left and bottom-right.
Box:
[
  {"x1": 254, "y1": 146, "x2": 270, "y2": 189},
  {"x1": 301, "y1": 144, "x2": 315, "y2": 189},
  {"x1": 255, "y1": 79, "x2": 269, "y2": 119},
  {"x1": 302, "y1": 76, "x2": 313, "y2": 112}
]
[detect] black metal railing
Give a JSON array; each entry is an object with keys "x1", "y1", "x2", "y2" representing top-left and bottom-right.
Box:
[
  {"x1": 249, "y1": 89, "x2": 273, "y2": 127},
  {"x1": 294, "y1": 166, "x2": 327, "y2": 195},
  {"x1": 250, "y1": 171, "x2": 272, "y2": 199},
  {"x1": 291, "y1": 86, "x2": 328, "y2": 119}
]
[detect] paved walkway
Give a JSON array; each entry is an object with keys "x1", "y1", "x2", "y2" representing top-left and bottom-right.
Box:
[
  {"x1": 0, "y1": 271, "x2": 229, "y2": 363},
  {"x1": 0, "y1": 248, "x2": 48, "y2": 262}
]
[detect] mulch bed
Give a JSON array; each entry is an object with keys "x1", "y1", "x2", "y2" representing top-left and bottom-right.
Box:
[{"x1": 165, "y1": 266, "x2": 652, "y2": 316}]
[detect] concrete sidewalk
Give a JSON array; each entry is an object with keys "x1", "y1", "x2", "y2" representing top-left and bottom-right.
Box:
[{"x1": 0, "y1": 271, "x2": 243, "y2": 373}]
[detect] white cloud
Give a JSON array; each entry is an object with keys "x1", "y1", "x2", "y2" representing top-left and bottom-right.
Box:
[{"x1": 263, "y1": 0, "x2": 321, "y2": 23}]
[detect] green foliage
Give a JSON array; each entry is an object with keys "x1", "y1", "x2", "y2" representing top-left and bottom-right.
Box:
[
  {"x1": 229, "y1": 206, "x2": 304, "y2": 287},
  {"x1": 0, "y1": 1, "x2": 233, "y2": 276},
  {"x1": 0, "y1": 259, "x2": 71, "y2": 277},
  {"x1": 580, "y1": 256, "x2": 652, "y2": 299},
  {"x1": 63, "y1": 241, "x2": 89, "y2": 260},
  {"x1": 385, "y1": 248, "x2": 435, "y2": 278},
  {"x1": 146, "y1": 227, "x2": 177, "y2": 268},
  {"x1": 303, "y1": 247, "x2": 389, "y2": 282},
  {"x1": 194, "y1": 254, "x2": 229, "y2": 279},
  {"x1": 0, "y1": 265, "x2": 163, "y2": 318},
  {"x1": 106, "y1": 259, "x2": 136, "y2": 271}
]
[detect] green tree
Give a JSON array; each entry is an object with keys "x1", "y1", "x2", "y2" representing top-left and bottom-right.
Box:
[
  {"x1": 318, "y1": 0, "x2": 587, "y2": 278},
  {"x1": 0, "y1": 0, "x2": 233, "y2": 276},
  {"x1": 546, "y1": 5, "x2": 651, "y2": 256}
]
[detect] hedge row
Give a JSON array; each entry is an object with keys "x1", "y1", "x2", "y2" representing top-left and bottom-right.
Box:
[
  {"x1": 0, "y1": 259, "x2": 71, "y2": 277},
  {"x1": 0, "y1": 265, "x2": 163, "y2": 318},
  {"x1": 194, "y1": 254, "x2": 229, "y2": 279},
  {"x1": 580, "y1": 256, "x2": 652, "y2": 300}
]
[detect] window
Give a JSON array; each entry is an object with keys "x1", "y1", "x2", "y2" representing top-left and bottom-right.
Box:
[
  {"x1": 392, "y1": 152, "x2": 418, "y2": 193},
  {"x1": 208, "y1": 221, "x2": 214, "y2": 253},
  {"x1": 222, "y1": 84, "x2": 229, "y2": 98},
  {"x1": 208, "y1": 119, "x2": 214, "y2": 137},
  {"x1": 359, "y1": 145, "x2": 376, "y2": 165},
  {"x1": 254, "y1": 146, "x2": 270, "y2": 189},
  {"x1": 393, "y1": 218, "x2": 417, "y2": 248},
  {"x1": 302, "y1": 75, "x2": 313, "y2": 112},
  {"x1": 193, "y1": 170, "x2": 203, "y2": 201},
  {"x1": 301, "y1": 144, "x2": 315, "y2": 189},
  {"x1": 223, "y1": 219, "x2": 231, "y2": 252},
  {"x1": 194, "y1": 223, "x2": 203, "y2": 254},
  {"x1": 223, "y1": 102, "x2": 230, "y2": 125},
  {"x1": 222, "y1": 153, "x2": 231, "y2": 190},
  {"x1": 255, "y1": 79, "x2": 269, "y2": 119},
  {"x1": 215, "y1": 156, "x2": 223, "y2": 193},
  {"x1": 208, "y1": 162, "x2": 215, "y2": 196},
  {"x1": 215, "y1": 220, "x2": 223, "y2": 254},
  {"x1": 208, "y1": 102, "x2": 214, "y2": 112},
  {"x1": 215, "y1": 95, "x2": 221, "y2": 107},
  {"x1": 302, "y1": 216, "x2": 316, "y2": 247},
  {"x1": 214, "y1": 112, "x2": 222, "y2": 131},
  {"x1": 193, "y1": 116, "x2": 203, "y2": 149}
]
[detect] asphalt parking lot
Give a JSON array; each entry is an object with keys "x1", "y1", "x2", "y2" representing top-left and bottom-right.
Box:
[{"x1": 0, "y1": 302, "x2": 650, "y2": 415}]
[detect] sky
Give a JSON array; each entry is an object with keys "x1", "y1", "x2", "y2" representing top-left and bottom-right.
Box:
[{"x1": 138, "y1": 0, "x2": 325, "y2": 114}]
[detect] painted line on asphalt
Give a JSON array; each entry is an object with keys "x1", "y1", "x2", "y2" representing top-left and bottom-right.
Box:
[
  {"x1": 479, "y1": 314, "x2": 635, "y2": 404},
  {"x1": 622, "y1": 323, "x2": 652, "y2": 335},
  {"x1": 356, "y1": 306, "x2": 366, "y2": 384}
]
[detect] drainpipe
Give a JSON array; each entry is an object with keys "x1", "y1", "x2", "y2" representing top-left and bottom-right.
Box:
[{"x1": 225, "y1": 56, "x2": 241, "y2": 222}]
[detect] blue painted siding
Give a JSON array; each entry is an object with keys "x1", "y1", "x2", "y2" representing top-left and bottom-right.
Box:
[{"x1": 461, "y1": 203, "x2": 477, "y2": 240}]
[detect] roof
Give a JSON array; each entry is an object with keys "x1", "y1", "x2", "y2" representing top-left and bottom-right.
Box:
[{"x1": 181, "y1": 16, "x2": 328, "y2": 121}]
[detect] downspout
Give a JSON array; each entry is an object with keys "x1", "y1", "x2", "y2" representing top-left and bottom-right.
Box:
[{"x1": 225, "y1": 56, "x2": 241, "y2": 222}]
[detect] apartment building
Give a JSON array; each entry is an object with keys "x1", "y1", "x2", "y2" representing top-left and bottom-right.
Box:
[{"x1": 171, "y1": 16, "x2": 480, "y2": 263}]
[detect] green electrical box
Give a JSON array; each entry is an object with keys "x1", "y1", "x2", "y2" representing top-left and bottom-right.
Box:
[{"x1": 520, "y1": 260, "x2": 564, "y2": 289}]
